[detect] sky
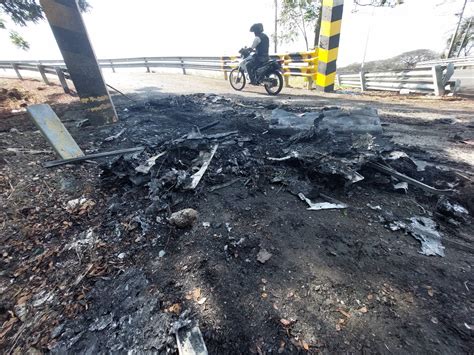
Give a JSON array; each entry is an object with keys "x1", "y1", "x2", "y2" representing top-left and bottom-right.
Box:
[{"x1": 0, "y1": 0, "x2": 472, "y2": 66}]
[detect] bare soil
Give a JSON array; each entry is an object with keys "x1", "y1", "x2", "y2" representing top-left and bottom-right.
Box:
[{"x1": 0, "y1": 77, "x2": 473, "y2": 354}]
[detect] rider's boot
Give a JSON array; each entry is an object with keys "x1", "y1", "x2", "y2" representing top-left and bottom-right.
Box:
[{"x1": 249, "y1": 70, "x2": 258, "y2": 85}]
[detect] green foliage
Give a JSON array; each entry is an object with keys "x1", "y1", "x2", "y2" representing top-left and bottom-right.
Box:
[
  {"x1": 339, "y1": 49, "x2": 439, "y2": 73},
  {"x1": 0, "y1": 0, "x2": 90, "y2": 26},
  {"x1": 9, "y1": 30, "x2": 29, "y2": 50},
  {"x1": 0, "y1": 0, "x2": 43, "y2": 26},
  {"x1": 0, "y1": 0, "x2": 90, "y2": 49},
  {"x1": 278, "y1": 0, "x2": 320, "y2": 50}
]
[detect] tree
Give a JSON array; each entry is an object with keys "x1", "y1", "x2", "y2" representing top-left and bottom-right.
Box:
[
  {"x1": 277, "y1": 0, "x2": 405, "y2": 52},
  {"x1": 398, "y1": 49, "x2": 439, "y2": 68},
  {"x1": 446, "y1": 16, "x2": 473, "y2": 57},
  {"x1": 0, "y1": 0, "x2": 90, "y2": 50},
  {"x1": 339, "y1": 49, "x2": 438, "y2": 73},
  {"x1": 277, "y1": 0, "x2": 320, "y2": 51}
]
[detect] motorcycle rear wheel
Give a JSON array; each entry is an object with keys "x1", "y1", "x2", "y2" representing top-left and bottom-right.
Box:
[
  {"x1": 264, "y1": 71, "x2": 284, "y2": 95},
  {"x1": 229, "y1": 68, "x2": 246, "y2": 91}
]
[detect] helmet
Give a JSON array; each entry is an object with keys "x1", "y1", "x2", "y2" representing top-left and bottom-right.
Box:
[{"x1": 250, "y1": 23, "x2": 264, "y2": 34}]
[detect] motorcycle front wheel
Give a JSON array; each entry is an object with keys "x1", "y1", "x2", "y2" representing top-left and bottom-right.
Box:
[
  {"x1": 264, "y1": 71, "x2": 284, "y2": 95},
  {"x1": 229, "y1": 68, "x2": 246, "y2": 91}
]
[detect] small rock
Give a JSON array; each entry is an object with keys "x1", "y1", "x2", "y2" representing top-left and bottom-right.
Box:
[
  {"x1": 118, "y1": 253, "x2": 126, "y2": 259},
  {"x1": 169, "y1": 208, "x2": 198, "y2": 228},
  {"x1": 158, "y1": 250, "x2": 166, "y2": 258},
  {"x1": 202, "y1": 222, "x2": 211, "y2": 228},
  {"x1": 257, "y1": 248, "x2": 272, "y2": 264}
]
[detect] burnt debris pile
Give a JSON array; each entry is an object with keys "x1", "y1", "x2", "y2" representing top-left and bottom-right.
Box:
[{"x1": 99, "y1": 94, "x2": 470, "y2": 226}]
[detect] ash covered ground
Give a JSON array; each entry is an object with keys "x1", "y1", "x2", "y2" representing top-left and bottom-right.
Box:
[{"x1": 1, "y1": 88, "x2": 473, "y2": 354}]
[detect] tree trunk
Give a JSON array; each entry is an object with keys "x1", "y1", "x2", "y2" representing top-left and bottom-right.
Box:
[
  {"x1": 274, "y1": 0, "x2": 278, "y2": 53},
  {"x1": 447, "y1": 0, "x2": 468, "y2": 58},
  {"x1": 457, "y1": 18, "x2": 472, "y2": 57},
  {"x1": 313, "y1": 4, "x2": 322, "y2": 48}
]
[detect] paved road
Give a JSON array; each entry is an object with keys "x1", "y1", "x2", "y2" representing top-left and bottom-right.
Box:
[
  {"x1": 2, "y1": 68, "x2": 474, "y2": 116},
  {"x1": 2, "y1": 70, "x2": 473, "y2": 168}
]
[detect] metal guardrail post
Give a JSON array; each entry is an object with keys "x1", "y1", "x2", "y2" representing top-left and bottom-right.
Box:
[
  {"x1": 432, "y1": 65, "x2": 445, "y2": 96},
  {"x1": 359, "y1": 71, "x2": 366, "y2": 91},
  {"x1": 336, "y1": 73, "x2": 341, "y2": 87},
  {"x1": 12, "y1": 63, "x2": 23, "y2": 80},
  {"x1": 144, "y1": 57, "x2": 150, "y2": 73},
  {"x1": 221, "y1": 57, "x2": 228, "y2": 80},
  {"x1": 37, "y1": 65, "x2": 51, "y2": 85},
  {"x1": 55, "y1": 67, "x2": 70, "y2": 94},
  {"x1": 179, "y1": 57, "x2": 187, "y2": 75},
  {"x1": 110, "y1": 60, "x2": 115, "y2": 73}
]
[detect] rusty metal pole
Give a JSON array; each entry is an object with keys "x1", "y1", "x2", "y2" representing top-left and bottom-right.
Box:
[{"x1": 39, "y1": 0, "x2": 117, "y2": 125}]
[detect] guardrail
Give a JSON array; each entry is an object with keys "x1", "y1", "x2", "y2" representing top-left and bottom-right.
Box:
[
  {"x1": 0, "y1": 51, "x2": 319, "y2": 91},
  {"x1": 416, "y1": 56, "x2": 474, "y2": 69},
  {"x1": 337, "y1": 65, "x2": 459, "y2": 96}
]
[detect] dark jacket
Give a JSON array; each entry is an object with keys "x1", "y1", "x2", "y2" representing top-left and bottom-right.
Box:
[{"x1": 255, "y1": 33, "x2": 269, "y2": 60}]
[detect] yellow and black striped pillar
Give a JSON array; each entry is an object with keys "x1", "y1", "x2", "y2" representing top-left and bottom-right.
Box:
[
  {"x1": 316, "y1": 0, "x2": 344, "y2": 92},
  {"x1": 40, "y1": 0, "x2": 117, "y2": 125}
]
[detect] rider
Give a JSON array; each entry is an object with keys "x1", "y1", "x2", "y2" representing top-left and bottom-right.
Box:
[{"x1": 247, "y1": 23, "x2": 269, "y2": 84}]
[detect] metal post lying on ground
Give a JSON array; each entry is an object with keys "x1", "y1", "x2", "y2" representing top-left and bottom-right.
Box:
[
  {"x1": 12, "y1": 63, "x2": 23, "y2": 80},
  {"x1": 37, "y1": 65, "x2": 50, "y2": 85},
  {"x1": 316, "y1": 0, "x2": 344, "y2": 92},
  {"x1": 55, "y1": 67, "x2": 70, "y2": 94},
  {"x1": 27, "y1": 104, "x2": 84, "y2": 159},
  {"x1": 40, "y1": 0, "x2": 117, "y2": 125},
  {"x1": 43, "y1": 147, "x2": 145, "y2": 168}
]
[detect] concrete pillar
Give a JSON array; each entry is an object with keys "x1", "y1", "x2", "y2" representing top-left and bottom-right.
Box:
[
  {"x1": 39, "y1": 0, "x2": 117, "y2": 125},
  {"x1": 316, "y1": 0, "x2": 344, "y2": 92}
]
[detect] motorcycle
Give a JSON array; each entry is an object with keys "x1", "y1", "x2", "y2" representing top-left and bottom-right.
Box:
[{"x1": 229, "y1": 47, "x2": 284, "y2": 96}]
